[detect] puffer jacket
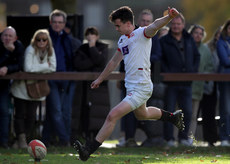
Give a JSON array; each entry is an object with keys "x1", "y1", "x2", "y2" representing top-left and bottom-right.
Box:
[{"x1": 73, "y1": 41, "x2": 108, "y2": 72}]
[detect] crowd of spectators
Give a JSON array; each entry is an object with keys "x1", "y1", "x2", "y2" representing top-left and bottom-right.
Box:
[{"x1": 0, "y1": 7, "x2": 230, "y2": 149}]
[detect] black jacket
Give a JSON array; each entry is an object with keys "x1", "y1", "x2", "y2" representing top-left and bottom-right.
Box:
[
  {"x1": 74, "y1": 41, "x2": 108, "y2": 72},
  {"x1": 0, "y1": 40, "x2": 24, "y2": 87},
  {"x1": 160, "y1": 29, "x2": 200, "y2": 73}
]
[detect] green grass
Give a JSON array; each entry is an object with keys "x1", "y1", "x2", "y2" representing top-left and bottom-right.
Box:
[{"x1": 0, "y1": 142, "x2": 230, "y2": 164}]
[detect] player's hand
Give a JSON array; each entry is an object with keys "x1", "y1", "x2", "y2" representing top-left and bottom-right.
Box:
[
  {"x1": 91, "y1": 79, "x2": 102, "y2": 89},
  {"x1": 168, "y1": 7, "x2": 179, "y2": 18}
]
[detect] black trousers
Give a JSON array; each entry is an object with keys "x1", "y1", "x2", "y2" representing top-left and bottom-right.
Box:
[
  {"x1": 13, "y1": 97, "x2": 40, "y2": 140},
  {"x1": 199, "y1": 86, "x2": 218, "y2": 144}
]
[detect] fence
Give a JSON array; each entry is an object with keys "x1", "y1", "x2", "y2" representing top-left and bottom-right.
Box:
[
  {"x1": 5, "y1": 72, "x2": 227, "y2": 140},
  {"x1": 1, "y1": 71, "x2": 230, "y2": 81}
]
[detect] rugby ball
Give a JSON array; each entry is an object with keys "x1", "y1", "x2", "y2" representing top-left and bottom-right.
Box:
[{"x1": 28, "y1": 139, "x2": 47, "y2": 160}]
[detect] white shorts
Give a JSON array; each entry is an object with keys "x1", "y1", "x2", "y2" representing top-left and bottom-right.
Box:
[{"x1": 123, "y1": 82, "x2": 153, "y2": 110}]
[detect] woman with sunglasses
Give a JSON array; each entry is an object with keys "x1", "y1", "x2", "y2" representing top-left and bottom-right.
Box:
[{"x1": 11, "y1": 29, "x2": 56, "y2": 149}]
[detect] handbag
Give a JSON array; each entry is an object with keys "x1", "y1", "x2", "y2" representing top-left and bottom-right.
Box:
[{"x1": 26, "y1": 80, "x2": 50, "y2": 99}]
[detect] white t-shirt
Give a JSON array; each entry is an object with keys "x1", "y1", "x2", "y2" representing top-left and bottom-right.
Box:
[{"x1": 117, "y1": 27, "x2": 152, "y2": 85}]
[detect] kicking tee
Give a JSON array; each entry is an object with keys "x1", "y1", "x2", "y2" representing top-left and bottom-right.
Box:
[{"x1": 117, "y1": 27, "x2": 152, "y2": 85}]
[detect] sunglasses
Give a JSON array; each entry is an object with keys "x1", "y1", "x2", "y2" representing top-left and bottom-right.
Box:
[{"x1": 36, "y1": 38, "x2": 48, "y2": 42}]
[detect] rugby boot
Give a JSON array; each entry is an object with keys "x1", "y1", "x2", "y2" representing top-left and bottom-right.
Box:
[
  {"x1": 73, "y1": 140, "x2": 90, "y2": 161},
  {"x1": 171, "y1": 110, "x2": 185, "y2": 131}
]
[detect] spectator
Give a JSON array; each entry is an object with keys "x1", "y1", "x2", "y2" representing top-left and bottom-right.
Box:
[
  {"x1": 216, "y1": 19, "x2": 230, "y2": 146},
  {"x1": 64, "y1": 22, "x2": 82, "y2": 144},
  {"x1": 11, "y1": 29, "x2": 56, "y2": 149},
  {"x1": 42, "y1": 9, "x2": 74, "y2": 147},
  {"x1": 160, "y1": 14, "x2": 200, "y2": 146},
  {"x1": 64, "y1": 22, "x2": 82, "y2": 53},
  {"x1": 187, "y1": 25, "x2": 214, "y2": 145},
  {"x1": 73, "y1": 27, "x2": 109, "y2": 140},
  {"x1": 200, "y1": 27, "x2": 221, "y2": 146},
  {"x1": 0, "y1": 26, "x2": 24, "y2": 149},
  {"x1": 157, "y1": 26, "x2": 169, "y2": 38},
  {"x1": 74, "y1": 27, "x2": 108, "y2": 72}
]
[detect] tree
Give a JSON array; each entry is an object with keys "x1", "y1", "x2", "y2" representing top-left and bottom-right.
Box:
[{"x1": 182, "y1": 0, "x2": 230, "y2": 41}]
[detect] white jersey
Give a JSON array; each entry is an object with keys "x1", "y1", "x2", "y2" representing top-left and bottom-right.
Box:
[{"x1": 118, "y1": 27, "x2": 152, "y2": 85}]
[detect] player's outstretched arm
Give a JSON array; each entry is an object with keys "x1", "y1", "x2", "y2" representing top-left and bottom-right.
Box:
[
  {"x1": 145, "y1": 7, "x2": 179, "y2": 38},
  {"x1": 91, "y1": 50, "x2": 123, "y2": 89}
]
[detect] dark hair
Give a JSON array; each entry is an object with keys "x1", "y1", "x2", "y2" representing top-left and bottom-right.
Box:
[
  {"x1": 65, "y1": 22, "x2": 72, "y2": 29},
  {"x1": 84, "y1": 27, "x2": 99, "y2": 36},
  {"x1": 220, "y1": 19, "x2": 230, "y2": 40},
  {"x1": 109, "y1": 6, "x2": 134, "y2": 24}
]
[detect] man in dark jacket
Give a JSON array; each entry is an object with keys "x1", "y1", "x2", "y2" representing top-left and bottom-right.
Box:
[
  {"x1": 160, "y1": 14, "x2": 200, "y2": 146},
  {"x1": 0, "y1": 26, "x2": 24, "y2": 148},
  {"x1": 42, "y1": 9, "x2": 74, "y2": 147}
]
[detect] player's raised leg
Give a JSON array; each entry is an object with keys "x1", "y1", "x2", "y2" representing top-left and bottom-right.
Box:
[{"x1": 134, "y1": 104, "x2": 185, "y2": 131}]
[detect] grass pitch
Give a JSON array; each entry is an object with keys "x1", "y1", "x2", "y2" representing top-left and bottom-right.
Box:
[{"x1": 0, "y1": 141, "x2": 230, "y2": 164}]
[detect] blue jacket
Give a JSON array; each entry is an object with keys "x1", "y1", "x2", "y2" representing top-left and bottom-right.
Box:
[
  {"x1": 150, "y1": 34, "x2": 161, "y2": 62},
  {"x1": 217, "y1": 36, "x2": 230, "y2": 73},
  {"x1": 49, "y1": 27, "x2": 74, "y2": 72},
  {"x1": 160, "y1": 29, "x2": 200, "y2": 74}
]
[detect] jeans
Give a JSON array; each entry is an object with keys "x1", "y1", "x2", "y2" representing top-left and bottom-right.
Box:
[
  {"x1": 42, "y1": 80, "x2": 74, "y2": 143},
  {"x1": 0, "y1": 86, "x2": 10, "y2": 143},
  {"x1": 218, "y1": 82, "x2": 230, "y2": 141},
  {"x1": 163, "y1": 85, "x2": 192, "y2": 141}
]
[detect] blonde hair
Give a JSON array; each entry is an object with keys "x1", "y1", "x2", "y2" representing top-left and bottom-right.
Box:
[
  {"x1": 188, "y1": 24, "x2": 207, "y2": 41},
  {"x1": 206, "y1": 26, "x2": 222, "y2": 52},
  {"x1": 31, "y1": 29, "x2": 53, "y2": 57}
]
